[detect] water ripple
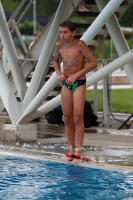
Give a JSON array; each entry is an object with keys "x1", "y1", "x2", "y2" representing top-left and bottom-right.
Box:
[{"x1": 0, "y1": 154, "x2": 132, "y2": 200}]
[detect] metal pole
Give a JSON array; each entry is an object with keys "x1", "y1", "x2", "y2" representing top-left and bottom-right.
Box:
[
  {"x1": 80, "y1": 0, "x2": 124, "y2": 44},
  {"x1": 9, "y1": 0, "x2": 28, "y2": 21},
  {"x1": 33, "y1": 0, "x2": 36, "y2": 33},
  {"x1": 0, "y1": 60, "x2": 22, "y2": 124},
  {"x1": 11, "y1": 19, "x2": 28, "y2": 54},
  {"x1": 96, "y1": 0, "x2": 133, "y2": 88},
  {"x1": 110, "y1": 39, "x2": 113, "y2": 59},
  {"x1": 86, "y1": 50, "x2": 133, "y2": 88},
  {"x1": 93, "y1": 68, "x2": 98, "y2": 115},
  {"x1": 102, "y1": 60, "x2": 110, "y2": 125},
  {"x1": 18, "y1": 71, "x2": 60, "y2": 122},
  {"x1": 0, "y1": 2, "x2": 27, "y2": 100},
  {"x1": 18, "y1": 94, "x2": 61, "y2": 123}
]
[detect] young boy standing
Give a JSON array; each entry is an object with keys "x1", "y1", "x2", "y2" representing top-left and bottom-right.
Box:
[{"x1": 53, "y1": 20, "x2": 97, "y2": 162}]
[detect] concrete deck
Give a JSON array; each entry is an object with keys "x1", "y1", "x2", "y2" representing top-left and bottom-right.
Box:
[{"x1": 0, "y1": 121, "x2": 133, "y2": 169}]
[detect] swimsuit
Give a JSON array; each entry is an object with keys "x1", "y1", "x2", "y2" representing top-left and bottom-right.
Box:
[{"x1": 62, "y1": 79, "x2": 86, "y2": 92}]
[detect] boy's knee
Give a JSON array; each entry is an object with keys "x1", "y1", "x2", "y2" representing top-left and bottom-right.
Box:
[
  {"x1": 73, "y1": 115, "x2": 83, "y2": 125},
  {"x1": 64, "y1": 115, "x2": 73, "y2": 125}
]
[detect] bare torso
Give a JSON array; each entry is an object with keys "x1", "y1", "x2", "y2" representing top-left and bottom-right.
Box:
[{"x1": 59, "y1": 39, "x2": 86, "y2": 80}]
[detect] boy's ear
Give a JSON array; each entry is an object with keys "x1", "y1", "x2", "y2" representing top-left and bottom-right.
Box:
[{"x1": 72, "y1": 30, "x2": 76, "y2": 37}]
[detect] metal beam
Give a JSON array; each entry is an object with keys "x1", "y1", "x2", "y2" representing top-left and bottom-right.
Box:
[
  {"x1": 86, "y1": 50, "x2": 133, "y2": 88},
  {"x1": 0, "y1": 2, "x2": 27, "y2": 100},
  {"x1": 0, "y1": 60, "x2": 22, "y2": 124},
  {"x1": 96, "y1": 0, "x2": 133, "y2": 87},
  {"x1": 80, "y1": 0, "x2": 124, "y2": 44},
  {"x1": 11, "y1": 19, "x2": 28, "y2": 55}
]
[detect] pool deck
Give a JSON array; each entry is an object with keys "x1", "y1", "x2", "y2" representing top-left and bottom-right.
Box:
[
  {"x1": 37, "y1": 122, "x2": 133, "y2": 169},
  {"x1": 0, "y1": 120, "x2": 133, "y2": 169}
]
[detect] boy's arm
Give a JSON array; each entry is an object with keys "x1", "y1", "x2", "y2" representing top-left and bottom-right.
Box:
[
  {"x1": 53, "y1": 42, "x2": 66, "y2": 82},
  {"x1": 79, "y1": 40, "x2": 97, "y2": 73}
]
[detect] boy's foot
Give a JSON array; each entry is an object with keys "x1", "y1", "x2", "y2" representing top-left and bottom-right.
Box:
[
  {"x1": 61, "y1": 155, "x2": 73, "y2": 161},
  {"x1": 72, "y1": 158, "x2": 82, "y2": 163},
  {"x1": 79, "y1": 4, "x2": 90, "y2": 12},
  {"x1": 65, "y1": 154, "x2": 82, "y2": 163}
]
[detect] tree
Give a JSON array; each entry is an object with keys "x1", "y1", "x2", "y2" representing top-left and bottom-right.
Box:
[
  {"x1": 1, "y1": 0, "x2": 133, "y2": 26},
  {"x1": 119, "y1": 4, "x2": 133, "y2": 27},
  {"x1": 18, "y1": 20, "x2": 40, "y2": 35},
  {"x1": 1, "y1": 0, "x2": 59, "y2": 19},
  {"x1": 1, "y1": 0, "x2": 19, "y2": 13}
]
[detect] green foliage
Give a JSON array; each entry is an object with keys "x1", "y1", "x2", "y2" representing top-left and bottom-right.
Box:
[
  {"x1": 18, "y1": 20, "x2": 40, "y2": 35},
  {"x1": 1, "y1": 0, "x2": 59, "y2": 36},
  {"x1": 1, "y1": 0, "x2": 19, "y2": 13},
  {"x1": 86, "y1": 89, "x2": 103, "y2": 111},
  {"x1": 34, "y1": 0, "x2": 59, "y2": 18},
  {"x1": 70, "y1": 17, "x2": 88, "y2": 34},
  {"x1": 1, "y1": 0, "x2": 133, "y2": 56},
  {"x1": 70, "y1": 17, "x2": 87, "y2": 24},
  {"x1": 24, "y1": 39, "x2": 31, "y2": 48},
  {"x1": 111, "y1": 89, "x2": 133, "y2": 113},
  {"x1": 86, "y1": 89, "x2": 133, "y2": 114},
  {"x1": 119, "y1": 4, "x2": 133, "y2": 27},
  {"x1": 126, "y1": 37, "x2": 133, "y2": 50},
  {"x1": 94, "y1": 37, "x2": 133, "y2": 59},
  {"x1": 1, "y1": 0, "x2": 133, "y2": 25},
  {"x1": 94, "y1": 40, "x2": 112, "y2": 59},
  {"x1": 1, "y1": 0, "x2": 59, "y2": 19}
]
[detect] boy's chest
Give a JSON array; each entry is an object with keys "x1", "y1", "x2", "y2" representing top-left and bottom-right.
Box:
[{"x1": 60, "y1": 48, "x2": 80, "y2": 60}]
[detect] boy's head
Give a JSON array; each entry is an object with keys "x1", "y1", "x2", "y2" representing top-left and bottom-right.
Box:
[
  {"x1": 34, "y1": 30, "x2": 41, "y2": 40},
  {"x1": 60, "y1": 20, "x2": 76, "y2": 32}
]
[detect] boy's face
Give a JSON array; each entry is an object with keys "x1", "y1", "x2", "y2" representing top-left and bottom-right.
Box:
[
  {"x1": 34, "y1": 31, "x2": 41, "y2": 40},
  {"x1": 59, "y1": 26, "x2": 76, "y2": 42}
]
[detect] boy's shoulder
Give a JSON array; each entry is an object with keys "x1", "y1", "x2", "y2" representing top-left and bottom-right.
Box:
[
  {"x1": 74, "y1": 39, "x2": 86, "y2": 47},
  {"x1": 77, "y1": 39, "x2": 86, "y2": 45}
]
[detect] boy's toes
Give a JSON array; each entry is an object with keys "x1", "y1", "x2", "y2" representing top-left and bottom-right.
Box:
[
  {"x1": 61, "y1": 155, "x2": 73, "y2": 161},
  {"x1": 72, "y1": 158, "x2": 82, "y2": 163}
]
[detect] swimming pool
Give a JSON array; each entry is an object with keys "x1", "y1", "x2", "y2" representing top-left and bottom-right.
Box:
[{"x1": 0, "y1": 152, "x2": 133, "y2": 200}]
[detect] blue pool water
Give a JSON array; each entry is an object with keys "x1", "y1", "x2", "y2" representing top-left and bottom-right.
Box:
[{"x1": 0, "y1": 153, "x2": 133, "y2": 200}]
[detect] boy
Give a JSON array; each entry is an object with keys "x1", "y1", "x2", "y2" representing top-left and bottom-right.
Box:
[
  {"x1": 28, "y1": 30, "x2": 41, "y2": 50},
  {"x1": 53, "y1": 20, "x2": 97, "y2": 162}
]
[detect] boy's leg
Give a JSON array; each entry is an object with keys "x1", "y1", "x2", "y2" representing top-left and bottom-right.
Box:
[
  {"x1": 61, "y1": 86, "x2": 75, "y2": 158},
  {"x1": 73, "y1": 85, "x2": 86, "y2": 161}
]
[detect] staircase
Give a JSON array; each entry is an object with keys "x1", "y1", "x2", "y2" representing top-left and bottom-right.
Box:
[{"x1": 0, "y1": 0, "x2": 132, "y2": 121}]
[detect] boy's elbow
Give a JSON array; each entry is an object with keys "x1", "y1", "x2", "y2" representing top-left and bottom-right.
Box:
[
  {"x1": 53, "y1": 60, "x2": 59, "y2": 66},
  {"x1": 93, "y1": 61, "x2": 97, "y2": 69}
]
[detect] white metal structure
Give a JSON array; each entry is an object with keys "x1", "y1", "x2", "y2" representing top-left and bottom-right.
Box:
[{"x1": 0, "y1": 0, "x2": 133, "y2": 129}]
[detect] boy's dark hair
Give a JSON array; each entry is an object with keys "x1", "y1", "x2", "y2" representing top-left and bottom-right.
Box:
[{"x1": 60, "y1": 20, "x2": 76, "y2": 32}]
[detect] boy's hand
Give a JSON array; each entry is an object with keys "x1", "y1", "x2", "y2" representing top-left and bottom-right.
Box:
[
  {"x1": 66, "y1": 75, "x2": 77, "y2": 85},
  {"x1": 58, "y1": 74, "x2": 66, "y2": 82}
]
